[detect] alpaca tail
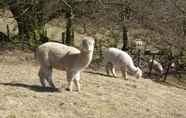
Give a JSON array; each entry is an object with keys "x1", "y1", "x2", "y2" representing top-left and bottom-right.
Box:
[{"x1": 34, "y1": 47, "x2": 39, "y2": 61}]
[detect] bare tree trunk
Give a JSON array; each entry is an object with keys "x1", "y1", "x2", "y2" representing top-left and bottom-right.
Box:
[
  {"x1": 9, "y1": 3, "x2": 49, "y2": 48},
  {"x1": 121, "y1": 1, "x2": 130, "y2": 51},
  {"x1": 66, "y1": 9, "x2": 74, "y2": 46},
  {"x1": 121, "y1": 25, "x2": 128, "y2": 51}
]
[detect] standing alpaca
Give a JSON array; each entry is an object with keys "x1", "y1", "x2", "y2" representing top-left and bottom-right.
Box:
[
  {"x1": 134, "y1": 39, "x2": 143, "y2": 47},
  {"x1": 131, "y1": 39, "x2": 143, "y2": 49},
  {"x1": 130, "y1": 39, "x2": 143, "y2": 53},
  {"x1": 35, "y1": 37, "x2": 94, "y2": 92},
  {"x1": 104, "y1": 47, "x2": 142, "y2": 79}
]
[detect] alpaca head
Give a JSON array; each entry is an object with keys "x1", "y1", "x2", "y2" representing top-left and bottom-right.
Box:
[
  {"x1": 134, "y1": 67, "x2": 142, "y2": 79},
  {"x1": 80, "y1": 37, "x2": 95, "y2": 52}
]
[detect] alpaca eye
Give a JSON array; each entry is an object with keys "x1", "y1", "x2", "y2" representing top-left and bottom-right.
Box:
[
  {"x1": 87, "y1": 42, "x2": 91, "y2": 46},
  {"x1": 83, "y1": 41, "x2": 90, "y2": 46},
  {"x1": 83, "y1": 42, "x2": 87, "y2": 46}
]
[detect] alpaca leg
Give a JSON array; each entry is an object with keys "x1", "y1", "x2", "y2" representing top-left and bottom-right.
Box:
[
  {"x1": 74, "y1": 72, "x2": 81, "y2": 92},
  {"x1": 66, "y1": 71, "x2": 74, "y2": 92},
  {"x1": 121, "y1": 67, "x2": 127, "y2": 79},
  {"x1": 38, "y1": 67, "x2": 46, "y2": 88},
  {"x1": 110, "y1": 63, "x2": 117, "y2": 77},
  {"x1": 44, "y1": 68, "x2": 56, "y2": 89},
  {"x1": 105, "y1": 63, "x2": 110, "y2": 76}
]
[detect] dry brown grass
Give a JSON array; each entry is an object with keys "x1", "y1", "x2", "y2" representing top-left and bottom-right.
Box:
[
  {"x1": 0, "y1": 50, "x2": 186, "y2": 118},
  {"x1": 1, "y1": 10, "x2": 186, "y2": 118}
]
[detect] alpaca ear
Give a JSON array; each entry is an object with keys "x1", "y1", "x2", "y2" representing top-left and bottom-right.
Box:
[{"x1": 80, "y1": 39, "x2": 85, "y2": 47}]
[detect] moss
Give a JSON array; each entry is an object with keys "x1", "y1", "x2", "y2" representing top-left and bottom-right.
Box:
[
  {"x1": 34, "y1": 29, "x2": 41, "y2": 41},
  {"x1": 28, "y1": 31, "x2": 34, "y2": 46},
  {"x1": 25, "y1": 27, "x2": 50, "y2": 50}
]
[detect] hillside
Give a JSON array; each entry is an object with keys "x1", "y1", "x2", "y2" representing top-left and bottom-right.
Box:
[
  {"x1": 0, "y1": 10, "x2": 186, "y2": 118},
  {"x1": 0, "y1": 50, "x2": 186, "y2": 118}
]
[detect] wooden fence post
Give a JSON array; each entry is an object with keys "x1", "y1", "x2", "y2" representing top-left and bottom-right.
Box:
[
  {"x1": 163, "y1": 52, "x2": 173, "y2": 81},
  {"x1": 6, "y1": 25, "x2": 9, "y2": 40},
  {"x1": 95, "y1": 38, "x2": 98, "y2": 51},
  {"x1": 137, "y1": 49, "x2": 141, "y2": 67},
  {"x1": 62, "y1": 32, "x2": 65, "y2": 44},
  {"x1": 144, "y1": 45, "x2": 146, "y2": 54},
  {"x1": 21, "y1": 23, "x2": 24, "y2": 50},
  {"x1": 114, "y1": 38, "x2": 117, "y2": 48},
  {"x1": 44, "y1": 30, "x2": 47, "y2": 37},
  {"x1": 99, "y1": 40, "x2": 102, "y2": 59},
  {"x1": 84, "y1": 23, "x2": 86, "y2": 33}
]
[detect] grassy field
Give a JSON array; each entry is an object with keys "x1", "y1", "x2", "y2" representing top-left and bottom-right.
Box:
[
  {"x1": 0, "y1": 50, "x2": 186, "y2": 118},
  {"x1": 0, "y1": 10, "x2": 186, "y2": 118}
]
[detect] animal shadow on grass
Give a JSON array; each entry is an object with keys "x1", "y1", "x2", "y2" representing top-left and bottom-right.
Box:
[
  {"x1": 0, "y1": 82, "x2": 59, "y2": 92},
  {"x1": 84, "y1": 70, "x2": 112, "y2": 77},
  {"x1": 142, "y1": 71, "x2": 186, "y2": 90}
]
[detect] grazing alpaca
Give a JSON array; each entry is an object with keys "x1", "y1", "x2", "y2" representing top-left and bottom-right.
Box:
[
  {"x1": 35, "y1": 37, "x2": 94, "y2": 92},
  {"x1": 104, "y1": 47, "x2": 142, "y2": 79},
  {"x1": 147, "y1": 59, "x2": 164, "y2": 76}
]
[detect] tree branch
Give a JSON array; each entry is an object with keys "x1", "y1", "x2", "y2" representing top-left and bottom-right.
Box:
[{"x1": 62, "y1": 0, "x2": 72, "y2": 9}]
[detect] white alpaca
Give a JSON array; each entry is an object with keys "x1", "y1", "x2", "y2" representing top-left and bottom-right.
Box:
[
  {"x1": 35, "y1": 37, "x2": 94, "y2": 92},
  {"x1": 147, "y1": 59, "x2": 163, "y2": 76},
  {"x1": 131, "y1": 39, "x2": 143, "y2": 48},
  {"x1": 104, "y1": 47, "x2": 142, "y2": 79},
  {"x1": 165, "y1": 61, "x2": 175, "y2": 68}
]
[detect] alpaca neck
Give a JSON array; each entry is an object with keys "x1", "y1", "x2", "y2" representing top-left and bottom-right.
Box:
[
  {"x1": 127, "y1": 64, "x2": 137, "y2": 75},
  {"x1": 79, "y1": 50, "x2": 93, "y2": 68}
]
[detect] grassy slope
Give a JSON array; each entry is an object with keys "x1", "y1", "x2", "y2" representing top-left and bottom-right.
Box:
[
  {"x1": 0, "y1": 51, "x2": 186, "y2": 118},
  {"x1": 0, "y1": 12, "x2": 186, "y2": 118}
]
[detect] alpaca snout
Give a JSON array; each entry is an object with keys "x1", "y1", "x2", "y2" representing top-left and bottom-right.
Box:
[{"x1": 85, "y1": 45, "x2": 94, "y2": 51}]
